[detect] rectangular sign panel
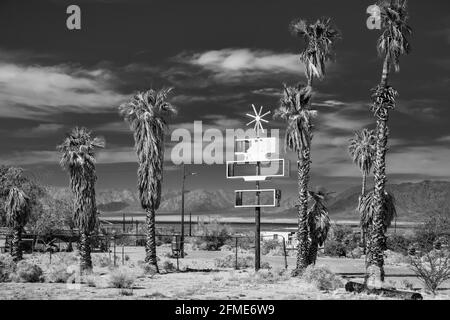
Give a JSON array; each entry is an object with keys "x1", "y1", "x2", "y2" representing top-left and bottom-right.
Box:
[
  {"x1": 235, "y1": 189, "x2": 281, "y2": 208},
  {"x1": 226, "y1": 159, "x2": 287, "y2": 181}
]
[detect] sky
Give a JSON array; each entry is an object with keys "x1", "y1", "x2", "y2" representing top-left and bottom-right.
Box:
[{"x1": 0, "y1": 0, "x2": 449, "y2": 197}]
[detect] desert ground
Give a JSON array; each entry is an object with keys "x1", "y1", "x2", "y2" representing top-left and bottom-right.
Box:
[{"x1": 1, "y1": 244, "x2": 449, "y2": 300}]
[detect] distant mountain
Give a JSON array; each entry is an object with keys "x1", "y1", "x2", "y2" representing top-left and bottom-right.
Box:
[{"x1": 278, "y1": 180, "x2": 450, "y2": 221}]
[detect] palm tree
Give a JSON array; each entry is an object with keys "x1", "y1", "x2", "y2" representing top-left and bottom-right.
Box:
[
  {"x1": 283, "y1": 17, "x2": 339, "y2": 274},
  {"x1": 5, "y1": 187, "x2": 31, "y2": 262},
  {"x1": 58, "y1": 127, "x2": 104, "y2": 271},
  {"x1": 306, "y1": 189, "x2": 331, "y2": 265},
  {"x1": 348, "y1": 129, "x2": 376, "y2": 198},
  {"x1": 368, "y1": 0, "x2": 411, "y2": 285},
  {"x1": 274, "y1": 83, "x2": 316, "y2": 274},
  {"x1": 348, "y1": 128, "x2": 376, "y2": 252},
  {"x1": 119, "y1": 88, "x2": 177, "y2": 272}
]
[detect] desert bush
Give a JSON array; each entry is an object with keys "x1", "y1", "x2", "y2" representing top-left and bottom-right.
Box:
[
  {"x1": 45, "y1": 263, "x2": 73, "y2": 283},
  {"x1": 409, "y1": 249, "x2": 450, "y2": 295},
  {"x1": 324, "y1": 240, "x2": 347, "y2": 257},
  {"x1": 386, "y1": 233, "x2": 414, "y2": 255},
  {"x1": 10, "y1": 260, "x2": 43, "y2": 283},
  {"x1": 254, "y1": 268, "x2": 289, "y2": 283},
  {"x1": 301, "y1": 265, "x2": 344, "y2": 291},
  {"x1": 108, "y1": 267, "x2": 136, "y2": 289},
  {"x1": 261, "y1": 239, "x2": 282, "y2": 255},
  {"x1": 0, "y1": 254, "x2": 15, "y2": 282},
  {"x1": 161, "y1": 260, "x2": 176, "y2": 273},
  {"x1": 192, "y1": 219, "x2": 232, "y2": 251},
  {"x1": 414, "y1": 214, "x2": 450, "y2": 252},
  {"x1": 347, "y1": 247, "x2": 363, "y2": 259},
  {"x1": 331, "y1": 225, "x2": 354, "y2": 243},
  {"x1": 215, "y1": 254, "x2": 253, "y2": 269}
]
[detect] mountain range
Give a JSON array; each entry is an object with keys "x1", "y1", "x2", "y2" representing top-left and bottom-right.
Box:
[{"x1": 86, "y1": 180, "x2": 450, "y2": 222}]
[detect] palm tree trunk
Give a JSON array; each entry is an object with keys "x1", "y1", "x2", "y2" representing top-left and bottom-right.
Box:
[
  {"x1": 145, "y1": 208, "x2": 159, "y2": 272},
  {"x1": 361, "y1": 172, "x2": 367, "y2": 254},
  {"x1": 293, "y1": 148, "x2": 311, "y2": 275},
  {"x1": 361, "y1": 172, "x2": 367, "y2": 197},
  {"x1": 307, "y1": 238, "x2": 319, "y2": 265},
  {"x1": 11, "y1": 226, "x2": 23, "y2": 262},
  {"x1": 366, "y1": 54, "x2": 391, "y2": 287},
  {"x1": 79, "y1": 231, "x2": 92, "y2": 271},
  {"x1": 366, "y1": 117, "x2": 388, "y2": 287}
]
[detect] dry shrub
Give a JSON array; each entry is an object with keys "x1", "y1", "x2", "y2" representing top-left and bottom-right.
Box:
[
  {"x1": 409, "y1": 249, "x2": 450, "y2": 295},
  {"x1": 45, "y1": 263, "x2": 73, "y2": 283},
  {"x1": 301, "y1": 265, "x2": 343, "y2": 291},
  {"x1": 215, "y1": 254, "x2": 253, "y2": 269},
  {"x1": 0, "y1": 254, "x2": 15, "y2": 282},
  {"x1": 10, "y1": 260, "x2": 43, "y2": 283},
  {"x1": 161, "y1": 260, "x2": 176, "y2": 273},
  {"x1": 108, "y1": 267, "x2": 136, "y2": 289}
]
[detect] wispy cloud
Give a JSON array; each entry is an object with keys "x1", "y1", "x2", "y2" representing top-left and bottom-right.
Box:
[
  {"x1": 176, "y1": 48, "x2": 305, "y2": 83},
  {"x1": 0, "y1": 60, "x2": 127, "y2": 119}
]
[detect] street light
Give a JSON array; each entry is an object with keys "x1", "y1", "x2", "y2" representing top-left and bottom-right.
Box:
[{"x1": 181, "y1": 164, "x2": 197, "y2": 258}]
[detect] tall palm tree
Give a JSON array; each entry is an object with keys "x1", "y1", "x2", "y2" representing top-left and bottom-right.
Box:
[
  {"x1": 348, "y1": 128, "x2": 376, "y2": 252},
  {"x1": 274, "y1": 83, "x2": 316, "y2": 274},
  {"x1": 306, "y1": 189, "x2": 331, "y2": 265},
  {"x1": 283, "y1": 17, "x2": 340, "y2": 274},
  {"x1": 5, "y1": 187, "x2": 31, "y2": 262},
  {"x1": 119, "y1": 88, "x2": 177, "y2": 272},
  {"x1": 368, "y1": 0, "x2": 411, "y2": 285},
  {"x1": 58, "y1": 127, "x2": 104, "y2": 271}
]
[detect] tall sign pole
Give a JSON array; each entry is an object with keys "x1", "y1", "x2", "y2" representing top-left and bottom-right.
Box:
[{"x1": 246, "y1": 104, "x2": 270, "y2": 271}]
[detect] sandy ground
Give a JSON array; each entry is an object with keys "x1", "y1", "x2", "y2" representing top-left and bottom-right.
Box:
[{"x1": 1, "y1": 245, "x2": 449, "y2": 300}]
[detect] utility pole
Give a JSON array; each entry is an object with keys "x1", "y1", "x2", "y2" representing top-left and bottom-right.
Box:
[
  {"x1": 181, "y1": 164, "x2": 186, "y2": 258},
  {"x1": 180, "y1": 164, "x2": 197, "y2": 258}
]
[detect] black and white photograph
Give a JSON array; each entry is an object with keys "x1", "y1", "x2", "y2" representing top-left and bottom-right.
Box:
[{"x1": 0, "y1": 0, "x2": 450, "y2": 306}]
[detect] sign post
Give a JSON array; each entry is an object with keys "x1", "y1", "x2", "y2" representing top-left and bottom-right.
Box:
[{"x1": 227, "y1": 104, "x2": 286, "y2": 271}]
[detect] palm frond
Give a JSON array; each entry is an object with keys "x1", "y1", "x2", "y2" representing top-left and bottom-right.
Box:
[
  {"x1": 359, "y1": 190, "x2": 397, "y2": 231},
  {"x1": 273, "y1": 83, "x2": 316, "y2": 154},
  {"x1": 5, "y1": 187, "x2": 31, "y2": 228},
  {"x1": 377, "y1": 0, "x2": 412, "y2": 71},
  {"x1": 291, "y1": 17, "x2": 341, "y2": 80},
  {"x1": 307, "y1": 189, "x2": 331, "y2": 246}
]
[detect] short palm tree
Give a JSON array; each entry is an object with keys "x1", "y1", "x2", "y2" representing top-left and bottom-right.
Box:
[
  {"x1": 274, "y1": 83, "x2": 316, "y2": 274},
  {"x1": 58, "y1": 127, "x2": 104, "y2": 271},
  {"x1": 306, "y1": 189, "x2": 331, "y2": 265},
  {"x1": 284, "y1": 16, "x2": 340, "y2": 273},
  {"x1": 368, "y1": 0, "x2": 411, "y2": 285},
  {"x1": 5, "y1": 187, "x2": 31, "y2": 262},
  {"x1": 119, "y1": 88, "x2": 177, "y2": 272},
  {"x1": 348, "y1": 129, "x2": 376, "y2": 198},
  {"x1": 348, "y1": 128, "x2": 376, "y2": 252}
]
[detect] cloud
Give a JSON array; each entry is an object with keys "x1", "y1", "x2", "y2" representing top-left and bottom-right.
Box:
[
  {"x1": 177, "y1": 48, "x2": 305, "y2": 82},
  {"x1": 11, "y1": 123, "x2": 65, "y2": 138},
  {"x1": 0, "y1": 61, "x2": 128, "y2": 119}
]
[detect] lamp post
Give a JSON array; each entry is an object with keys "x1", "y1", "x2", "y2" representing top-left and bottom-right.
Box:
[{"x1": 181, "y1": 164, "x2": 197, "y2": 258}]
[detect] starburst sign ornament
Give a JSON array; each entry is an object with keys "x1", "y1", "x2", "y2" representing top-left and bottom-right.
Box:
[{"x1": 246, "y1": 104, "x2": 271, "y2": 137}]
